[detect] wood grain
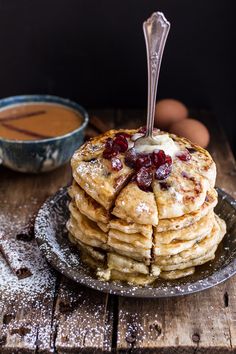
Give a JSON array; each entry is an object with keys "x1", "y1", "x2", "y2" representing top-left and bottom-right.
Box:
[
  {"x1": 54, "y1": 278, "x2": 113, "y2": 353},
  {"x1": 115, "y1": 112, "x2": 236, "y2": 353},
  {"x1": 0, "y1": 164, "x2": 71, "y2": 353},
  {"x1": 0, "y1": 109, "x2": 235, "y2": 353},
  {"x1": 51, "y1": 109, "x2": 116, "y2": 353}
]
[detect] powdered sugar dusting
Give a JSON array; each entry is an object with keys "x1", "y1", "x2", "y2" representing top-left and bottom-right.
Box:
[
  {"x1": 136, "y1": 202, "x2": 150, "y2": 214},
  {"x1": 0, "y1": 242, "x2": 56, "y2": 350}
]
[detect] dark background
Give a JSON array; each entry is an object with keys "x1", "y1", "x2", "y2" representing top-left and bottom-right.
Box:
[{"x1": 0, "y1": 1, "x2": 235, "y2": 153}]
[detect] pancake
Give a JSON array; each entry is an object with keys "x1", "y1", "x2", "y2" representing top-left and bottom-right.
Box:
[
  {"x1": 109, "y1": 228, "x2": 152, "y2": 247},
  {"x1": 68, "y1": 233, "x2": 106, "y2": 262},
  {"x1": 109, "y1": 269, "x2": 157, "y2": 285},
  {"x1": 112, "y1": 182, "x2": 158, "y2": 225},
  {"x1": 67, "y1": 217, "x2": 108, "y2": 249},
  {"x1": 156, "y1": 188, "x2": 217, "y2": 232},
  {"x1": 107, "y1": 253, "x2": 149, "y2": 275},
  {"x1": 97, "y1": 221, "x2": 110, "y2": 233},
  {"x1": 153, "y1": 160, "x2": 210, "y2": 219},
  {"x1": 97, "y1": 267, "x2": 157, "y2": 285},
  {"x1": 69, "y1": 202, "x2": 108, "y2": 243},
  {"x1": 154, "y1": 211, "x2": 214, "y2": 244},
  {"x1": 153, "y1": 229, "x2": 209, "y2": 257},
  {"x1": 159, "y1": 267, "x2": 195, "y2": 280},
  {"x1": 109, "y1": 219, "x2": 152, "y2": 238},
  {"x1": 68, "y1": 128, "x2": 226, "y2": 285},
  {"x1": 154, "y1": 247, "x2": 216, "y2": 272},
  {"x1": 69, "y1": 182, "x2": 110, "y2": 223},
  {"x1": 154, "y1": 215, "x2": 226, "y2": 266},
  {"x1": 107, "y1": 236, "x2": 151, "y2": 264},
  {"x1": 172, "y1": 134, "x2": 216, "y2": 187},
  {"x1": 71, "y1": 130, "x2": 136, "y2": 210},
  {"x1": 80, "y1": 249, "x2": 105, "y2": 270}
]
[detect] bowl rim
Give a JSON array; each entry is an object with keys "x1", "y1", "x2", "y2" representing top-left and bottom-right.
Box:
[{"x1": 0, "y1": 94, "x2": 89, "y2": 144}]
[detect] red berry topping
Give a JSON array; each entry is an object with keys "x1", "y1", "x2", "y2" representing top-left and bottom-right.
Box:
[
  {"x1": 152, "y1": 149, "x2": 166, "y2": 167},
  {"x1": 152, "y1": 150, "x2": 172, "y2": 168},
  {"x1": 111, "y1": 157, "x2": 123, "y2": 171},
  {"x1": 137, "y1": 126, "x2": 158, "y2": 134},
  {"x1": 105, "y1": 137, "x2": 113, "y2": 149},
  {"x1": 155, "y1": 163, "x2": 172, "y2": 180},
  {"x1": 176, "y1": 150, "x2": 191, "y2": 161},
  {"x1": 103, "y1": 148, "x2": 118, "y2": 159},
  {"x1": 115, "y1": 132, "x2": 131, "y2": 139},
  {"x1": 113, "y1": 136, "x2": 128, "y2": 153},
  {"x1": 138, "y1": 126, "x2": 147, "y2": 134},
  {"x1": 135, "y1": 154, "x2": 152, "y2": 170},
  {"x1": 103, "y1": 135, "x2": 129, "y2": 159},
  {"x1": 125, "y1": 148, "x2": 138, "y2": 168},
  {"x1": 136, "y1": 167, "x2": 153, "y2": 191},
  {"x1": 165, "y1": 155, "x2": 172, "y2": 165}
]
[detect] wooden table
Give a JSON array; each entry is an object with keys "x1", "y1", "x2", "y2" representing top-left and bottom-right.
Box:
[{"x1": 0, "y1": 109, "x2": 236, "y2": 353}]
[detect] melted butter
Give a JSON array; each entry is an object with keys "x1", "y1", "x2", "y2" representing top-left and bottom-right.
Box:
[{"x1": 134, "y1": 133, "x2": 179, "y2": 157}]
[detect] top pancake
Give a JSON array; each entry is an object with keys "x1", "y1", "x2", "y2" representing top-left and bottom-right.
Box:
[
  {"x1": 71, "y1": 130, "x2": 135, "y2": 210},
  {"x1": 152, "y1": 159, "x2": 210, "y2": 219},
  {"x1": 71, "y1": 129, "x2": 216, "y2": 224},
  {"x1": 172, "y1": 134, "x2": 216, "y2": 187}
]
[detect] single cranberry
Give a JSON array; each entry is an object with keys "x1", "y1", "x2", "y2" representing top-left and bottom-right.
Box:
[
  {"x1": 176, "y1": 150, "x2": 191, "y2": 161},
  {"x1": 115, "y1": 132, "x2": 131, "y2": 139},
  {"x1": 135, "y1": 154, "x2": 152, "y2": 170},
  {"x1": 136, "y1": 167, "x2": 153, "y2": 191},
  {"x1": 105, "y1": 138, "x2": 113, "y2": 149},
  {"x1": 125, "y1": 148, "x2": 138, "y2": 168},
  {"x1": 138, "y1": 126, "x2": 147, "y2": 134},
  {"x1": 137, "y1": 126, "x2": 158, "y2": 134},
  {"x1": 165, "y1": 155, "x2": 172, "y2": 165},
  {"x1": 152, "y1": 150, "x2": 166, "y2": 167},
  {"x1": 155, "y1": 163, "x2": 172, "y2": 180},
  {"x1": 111, "y1": 157, "x2": 123, "y2": 171},
  {"x1": 113, "y1": 136, "x2": 128, "y2": 153},
  {"x1": 103, "y1": 148, "x2": 118, "y2": 159}
]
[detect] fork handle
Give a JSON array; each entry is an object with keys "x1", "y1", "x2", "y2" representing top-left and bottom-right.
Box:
[{"x1": 143, "y1": 12, "x2": 170, "y2": 138}]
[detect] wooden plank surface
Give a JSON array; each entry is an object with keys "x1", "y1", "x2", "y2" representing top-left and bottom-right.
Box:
[
  {"x1": 54, "y1": 279, "x2": 113, "y2": 353},
  {"x1": 0, "y1": 109, "x2": 236, "y2": 353},
  {"x1": 53, "y1": 109, "x2": 116, "y2": 353},
  {"x1": 0, "y1": 109, "x2": 116, "y2": 353},
  {"x1": 115, "y1": 111, "x2": 236, "y2": 353},
  {"x1": 0, "y1": 164, "x2": 71, "y2": 353}
]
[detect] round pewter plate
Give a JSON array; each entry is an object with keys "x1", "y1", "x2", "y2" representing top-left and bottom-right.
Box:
[{"x1": 35, "y1": 187, "x2": 236, "y2": 298}]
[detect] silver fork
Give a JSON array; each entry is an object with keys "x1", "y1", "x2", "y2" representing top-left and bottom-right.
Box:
[{"x1": 135, "y1": 12, "x2": 170, "y2": 148}]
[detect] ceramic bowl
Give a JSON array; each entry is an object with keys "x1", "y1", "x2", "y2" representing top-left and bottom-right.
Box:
[{"x1": 0, "y1": 95, "x2": 89, "y2": 173}]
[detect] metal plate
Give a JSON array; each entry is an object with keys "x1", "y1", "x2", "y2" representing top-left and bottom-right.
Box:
[{"x1": 35, "y1": 187, "x2": 236, "y2": 298}]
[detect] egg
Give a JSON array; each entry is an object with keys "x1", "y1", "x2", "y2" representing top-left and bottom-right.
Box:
[
  {"x1": 155, "y1": 99, "x2": 188, "y2": 129},
  {"x1": 169, "y1": 118, "x2": 210, "y2": 148}
]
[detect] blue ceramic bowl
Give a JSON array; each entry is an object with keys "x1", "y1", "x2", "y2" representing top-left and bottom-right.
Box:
[{"x1": 0, "y1": 95, "x2": 89, "y2": 173}]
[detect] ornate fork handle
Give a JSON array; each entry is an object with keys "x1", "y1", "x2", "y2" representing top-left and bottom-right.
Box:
[{"x1": 143, "y1": 12, "x2": 170, "y2": 138}]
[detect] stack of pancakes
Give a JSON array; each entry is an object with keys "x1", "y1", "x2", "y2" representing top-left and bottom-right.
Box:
[{"x1": 66, "y1": 129, "x2": 226, "y2": 285}]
